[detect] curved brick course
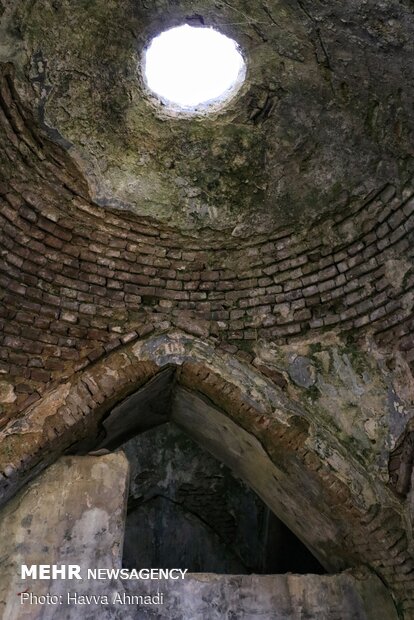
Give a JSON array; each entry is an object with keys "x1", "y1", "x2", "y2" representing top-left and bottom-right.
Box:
[
  {"x1": 1, "y1": 61, "x2": 414, "y2": 615},
  {"x1": 1, "y1": 64, "x2": 413, "y2": 423}
]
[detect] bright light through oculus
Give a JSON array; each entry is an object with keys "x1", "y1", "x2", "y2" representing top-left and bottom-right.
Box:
[{"x1": 144, "y1": 25, "x2": 246, "y2": 110}]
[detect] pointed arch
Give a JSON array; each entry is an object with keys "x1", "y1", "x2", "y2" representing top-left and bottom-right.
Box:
[{"x1": 0, "y1": 330, "x2": 412, "y2": 606}]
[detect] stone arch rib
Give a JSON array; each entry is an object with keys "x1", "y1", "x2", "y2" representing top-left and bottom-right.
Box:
[{"x1": 0, "y1": 330, "x2": 412, "y2": 613}]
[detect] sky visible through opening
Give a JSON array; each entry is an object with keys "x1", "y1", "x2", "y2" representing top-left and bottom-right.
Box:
[{"x1": 144, "y1": 25, "x2": 245, "y2": 108}]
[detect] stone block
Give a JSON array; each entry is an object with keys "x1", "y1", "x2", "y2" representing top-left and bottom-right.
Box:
[{"x1": 0, "y1": 454, "x2": 129, "y2": 620}]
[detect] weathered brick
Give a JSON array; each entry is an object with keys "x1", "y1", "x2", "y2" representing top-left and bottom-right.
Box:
[{"x1": 30, "y1": 368, "x2": 51, "y2": 382}]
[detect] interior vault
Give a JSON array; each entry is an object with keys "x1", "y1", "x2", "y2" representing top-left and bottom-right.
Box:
[{"x1": 0, "y1": 0, "x2": 414, "y2": 616}]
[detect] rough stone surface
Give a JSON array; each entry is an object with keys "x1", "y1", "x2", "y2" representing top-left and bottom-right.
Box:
[
  {"x1": 0, "y1": 331, "x2": 413, "y2": 613},
  {"x1": 120, "y1": 571, "x2": 398, "y2": 620},
  {"x1": 0, "y1": 453, "x2": 129, "y2": 620},
  {"x1": 287, "y1": 355, "x2": 316, "y2": 388},
  {"x1": 1, "y1": 1, "x2": 413, "y2": 233},
  {"x1": 0, "y1": 451, "x2": 399, "y2": 620}
]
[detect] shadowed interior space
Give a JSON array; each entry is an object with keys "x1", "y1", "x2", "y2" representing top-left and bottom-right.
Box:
[
  {"x1": 82, "y1": 371, "x2": 325, "y2": 575},
  {"x1": 121, "y1": 422, "x2": 325, "y2": 575}
]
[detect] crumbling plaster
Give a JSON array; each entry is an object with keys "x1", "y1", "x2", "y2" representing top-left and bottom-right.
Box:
[
  {"x1": 0, "y1": 0, "x2": 414, "y2": 616},
  {"x1": 0, "y1": 332, "x2": 413, "y2": 612},
  {"x1": 1, "y1": 0, "x2": 413, "y2": 232},
  {"x1": 0, "y1": 453, "x2": 399, "y2": 620}
]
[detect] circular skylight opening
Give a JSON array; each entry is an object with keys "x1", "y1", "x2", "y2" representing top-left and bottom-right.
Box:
[{"x1": 143, "y1": 25, "x2": 246, "y2": 114}]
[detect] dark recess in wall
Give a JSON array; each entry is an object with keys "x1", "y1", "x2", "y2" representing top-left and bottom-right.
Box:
[{"x1": 120, "y1": 423, "x2": 325, "y2": 575}]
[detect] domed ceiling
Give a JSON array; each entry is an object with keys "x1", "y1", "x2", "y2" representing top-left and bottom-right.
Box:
[{"x1": 1, "y1": 0, "x2": 413, "y2": 235}]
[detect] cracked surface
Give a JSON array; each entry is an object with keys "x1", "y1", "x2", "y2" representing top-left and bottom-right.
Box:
[
  {"x1": 1, "y1": 0, "x2": 413, "y2": 232},
  {"x1": 0, "y1": 1, "x2": 414, "y2": 616}
]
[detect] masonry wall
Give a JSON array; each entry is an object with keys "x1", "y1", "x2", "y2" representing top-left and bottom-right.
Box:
[
  {"x1": 0, "y1": 56, "x2": 414, "y2": 618},
  {"x1": 0, "y1": 452, "x2": 400, "y2": 620},
  {"x1": 1, "y1": 66, "x2": 413, "y2": 425}
]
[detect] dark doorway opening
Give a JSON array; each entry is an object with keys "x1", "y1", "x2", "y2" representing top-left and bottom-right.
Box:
[
  {"x1": 71, "y1": 370, "x2": 326, "y2": 575},
  {"x1": 120, "y1": 422, "x2": 325, "y2": 575}
]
